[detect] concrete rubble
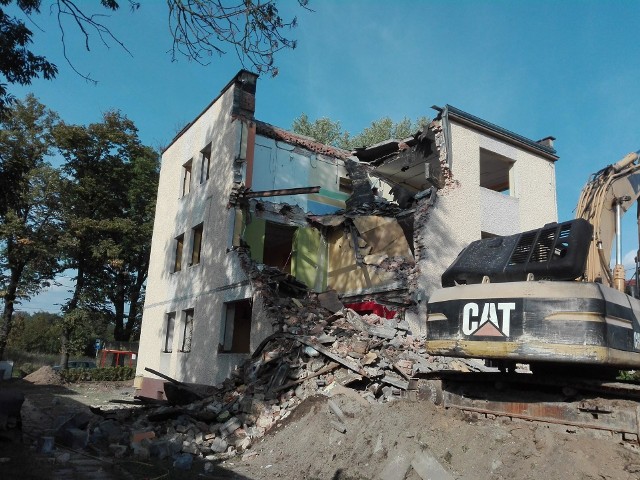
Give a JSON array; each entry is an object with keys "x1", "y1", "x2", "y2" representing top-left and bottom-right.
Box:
[{"x1": 21, "y1": 277, "x2": 487, "y2": 473}]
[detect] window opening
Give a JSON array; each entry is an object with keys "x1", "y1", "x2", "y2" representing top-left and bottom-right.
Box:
[
  {"x1": 191, "y1": 223, "x2": 203, "y2": 266},
  {"x1": 479, "y1": 148, "x2": 513, "y2": 195},
  {"x1": 174, "y1": 233, "x2": 184, "y2": 272},
  {"x1": 200, "y1": 145, "x2": 211, "y2": 183},
  {"x1": 339, "y1": 177, "x2": 353, "y2": 194},
  {"x1": 264, "y1": 221, "x2": 297, "y2": 273},
  {"x1": 164, "y1": 312, "x2": 176, "y2": 352},
  {"x1": 180, "y1": 309, "x2": 194, "y2": 352},
  {"x1": 222, "y1": 299, "x2": 252, "y2": 353},
  {"x1": 182, "y1": 159, "x2": 192, "y2": 196}
]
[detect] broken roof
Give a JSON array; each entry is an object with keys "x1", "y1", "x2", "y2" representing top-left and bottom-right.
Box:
[{"x1": 255, "y1": 120, "x2": 351, "y2": 160}]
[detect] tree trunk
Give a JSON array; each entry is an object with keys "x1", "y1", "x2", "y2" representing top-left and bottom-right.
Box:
[
  {"x1": 59, "y1": 325, "x2": 71, "y2": 368},
  {"x1": 125, "y1": 285, "x2": 141, "y2": 340},
  {"x1": 60, "y1": 262, "x2": 85, "y2": 369},
  {"x1": 0, "y1": 265, "x2": 24, "y2": 359},
  {"x1": 112, "y1": 272, "x2": 127, "y2": 341}
]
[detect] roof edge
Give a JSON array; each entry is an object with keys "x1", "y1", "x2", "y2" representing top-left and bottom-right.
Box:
[
  {"x1": 163, "y1": 70, "x2": 258, "y2": 153},
  {"x1": 432, "y1": 104, "x2": 559, "y2": 161}
]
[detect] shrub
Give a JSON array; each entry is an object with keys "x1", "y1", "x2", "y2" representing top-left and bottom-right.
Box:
[
  {"x1": 18, "y1": 362, "x2": 38, "y2": 377},
  {"x1": 60, "y1": 366, "x2": 135, "y2": 382}
]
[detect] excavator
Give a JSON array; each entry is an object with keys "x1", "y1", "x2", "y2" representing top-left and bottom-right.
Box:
[{"x1": 426, "y1": 151, "x2": 640, "y2": 375}]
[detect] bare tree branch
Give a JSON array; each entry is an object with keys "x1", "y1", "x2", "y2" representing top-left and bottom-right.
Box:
[
  {"x1": 167, "y1": 0, "x2": 311, "y2": 77},
  {"x1": 49, "y1": 0, "x2": 137, "y2": 84}
]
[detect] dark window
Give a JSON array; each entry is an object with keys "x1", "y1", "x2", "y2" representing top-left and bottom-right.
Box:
[
  {"x1": 180, "y1": 309, "x2": 194, "y2": 352},
  {"x1": 222, "y1": 299, "x2": 252, "y2": 353},
  {"x1": 200, "y1": 145, "x2": 211, "y2": 183},
  {"x1": 264, "y1": 222, "x2": 296, "y2": 274},
  {"x1": 339, "y1": 177, "x2": 353, "y2": 194},
  {"x1": 182, "y1": 160, "x2": 192, "y2": 196},
  {"x1": 164, "y1": 312, "x2": 176, "y2": 352},
  {"x1": 480, "y1": 148, "x2": 513, "y2": 195},
  {"x1": 191, "y1": 224, "x2": 203, "y2": 266},
  {"x1": 174, "y1": 234, "x2": 184, "y2": 272}
]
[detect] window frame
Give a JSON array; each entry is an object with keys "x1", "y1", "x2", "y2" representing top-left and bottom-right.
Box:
[
  {"x1": 221, "y1": 299, "x2": 253, "y2": 354},
  {"x1": 181, "y1": 159, "x2": 193, "y2": 197},
  {"x1": 200, "y1": 144, "x2": 212, "y2": 184},
  {"x1": 180, "y1": 308, "x2": 194, "y2": 353},
  {"x1": 190, "y1": 223, "x2": 203, "y2": 266},
  {"x1": 164, "y1": 312, "x2": 176, "y2": 353},
  {"x1": 479, "y1": 148, "x2": 514, "y2": 195},
  {"x1": 173, "y1": 233, "x2": 184, "y2": 273}
]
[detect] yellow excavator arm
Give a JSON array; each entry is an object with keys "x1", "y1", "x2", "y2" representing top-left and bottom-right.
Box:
[{"x1": 576, "y1": 151, "x2": 640, "y2": 289}]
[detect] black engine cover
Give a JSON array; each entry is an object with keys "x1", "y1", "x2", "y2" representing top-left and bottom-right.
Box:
[{"x1": 441, "y1": 219, "x2": 593, "y2": 287}]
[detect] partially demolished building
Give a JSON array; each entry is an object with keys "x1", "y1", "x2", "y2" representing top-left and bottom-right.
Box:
[{"x1": 136, "y1": 70, "x2": 559, "y2": 392}]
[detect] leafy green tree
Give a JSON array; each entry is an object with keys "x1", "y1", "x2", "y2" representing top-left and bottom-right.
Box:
[
  {"x1": 291, "y1": 114, "x2": 430, "y2": 150},
  {"x1": 54, "y1": 111, "x2": 157, "y2": 368},
  {"x1": 8, "y1": 311, "x2": 62, "y2": 354},
  {"x1": 291, "y1": 113, "x2": 347, "y2": 147},
  {"x1": 0, "y1": 0, "x2": 309, "y2": 113},
  {"x1": 0, "y1": 95, "x2": 62, "y2": 359},
  {"x1": 95, "y1": 148, "x2": 158, "y2": 341},
  {"x1": 0, "y1": 0, "x2": 57, "y2": 113}
]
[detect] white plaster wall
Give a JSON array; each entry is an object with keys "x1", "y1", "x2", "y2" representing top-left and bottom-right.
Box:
[
  {"x1": 416, "y1": 121, "x2": 558, "y2": 334},
  {"x1": 480, "y1": 188, "x2": 520, "y2": 236},
  {"x1": 137, "y1": 82, "x2": 273, "y2": 386}
]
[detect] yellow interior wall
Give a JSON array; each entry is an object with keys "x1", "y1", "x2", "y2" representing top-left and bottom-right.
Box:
[{"x1": 326, "y1": 217, "x2": 412, "y2": 294}]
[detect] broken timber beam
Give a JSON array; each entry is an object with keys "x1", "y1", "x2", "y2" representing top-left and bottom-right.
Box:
[
  {"x1": 145, "y1": 367, "x2": 182, "y2": 385},
  {"x1": 274, "y1": 362, "x2": 340, "y2": 393},
  {"x1": 243, "y1": 186, "x2": 321, "y2": 198},
  {"x1": 288, "y1": 334, "x2": 370, "y2": 378}
]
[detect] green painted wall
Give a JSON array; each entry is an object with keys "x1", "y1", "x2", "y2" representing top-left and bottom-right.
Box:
[
  {"x1": 292, "y1": 227, "x2": 326, "y2": 291},
  {"x1": 243, "y1": 217, "x2": 266, "y2": 263}
]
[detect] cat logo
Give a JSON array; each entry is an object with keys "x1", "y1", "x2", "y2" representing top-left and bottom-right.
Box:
[{"x1": 462, "y1": 302, "x2": 516, "y2": 337}]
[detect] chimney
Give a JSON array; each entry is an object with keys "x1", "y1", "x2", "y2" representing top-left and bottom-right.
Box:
[{"x1": 536, "y1": 136, "x2": 556, "y2": 149}]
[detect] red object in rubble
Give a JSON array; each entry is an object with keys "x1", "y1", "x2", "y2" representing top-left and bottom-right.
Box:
[{"x1": 344, "y1": 301, "x2": 396, "y2": 319}]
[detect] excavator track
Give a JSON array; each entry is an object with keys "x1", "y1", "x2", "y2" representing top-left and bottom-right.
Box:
[{"x1": 418, "y1": 371, "x2": 640, "y2": 442}]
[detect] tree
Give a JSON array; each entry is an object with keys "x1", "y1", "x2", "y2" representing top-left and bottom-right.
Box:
[
  {"x1": 0, "y1": 95, "x2": 62, "y2": 359},
  {"x1": 291, "y1": 113, "x2": 347, "y2": 147},
  {"x1": 8, "y1": 311, "x2": 62, "y2": 354},
  {"x1": 55, "y1": 111, "x2": 157, "y2": 367},
  {"x1": 0, "y1": 0, "x2": 309, "y2": 113},
  {"x1": 291, "y1": 114, "x2": 430, "y2": 151},
  {"x1": 94, "y1": 148, "x2": 158, "y2": 342},
  {"x1": 0, "y1": 1, "x2": 57, "y2": 113}
]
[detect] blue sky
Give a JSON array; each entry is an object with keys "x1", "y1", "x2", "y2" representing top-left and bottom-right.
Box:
[{"x1": 9, "y1": 0, "x2": 640, "y2": 312}]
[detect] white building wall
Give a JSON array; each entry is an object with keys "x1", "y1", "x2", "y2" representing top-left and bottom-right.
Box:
[
  {"x1": 137, "y1": 80, "x2": 273, "y2": 386},
  {"x1": 415, "y1": 121, "x2": 558, "y2": 334}
]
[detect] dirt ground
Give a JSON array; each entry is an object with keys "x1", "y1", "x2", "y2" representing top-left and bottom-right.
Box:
[
  {"x1": 2, "y1": 378, "x2": 640, "y2": 479},
  {"x1": 223, "y1": 393, "x2": 640, "y2": 480}
]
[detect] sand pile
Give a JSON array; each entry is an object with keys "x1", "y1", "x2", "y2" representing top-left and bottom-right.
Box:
[{"x1": 23, "y1": 366, "x2": 62, "y2": 385}]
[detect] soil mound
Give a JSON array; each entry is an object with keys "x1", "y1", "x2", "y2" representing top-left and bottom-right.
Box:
[{"x1": 23, "y1": 366, "x2": 62, "y2": 385}]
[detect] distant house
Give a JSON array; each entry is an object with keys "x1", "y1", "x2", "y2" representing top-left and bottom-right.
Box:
[{"x1": 135, "y1": 71, "x2": 558, "y2": 393}]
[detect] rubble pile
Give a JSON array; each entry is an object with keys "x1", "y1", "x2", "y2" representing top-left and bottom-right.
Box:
[
  {"x1": 39, "y1": 288, "x2": 486, "y2": 472},
  {"x1": 23, "y1": 366, "x2": 63, "y2": 385}
]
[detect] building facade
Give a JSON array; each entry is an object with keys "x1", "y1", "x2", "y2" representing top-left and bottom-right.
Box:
[{"x1": 135, "y1": 72, "x2": 558, "y2": 392}]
